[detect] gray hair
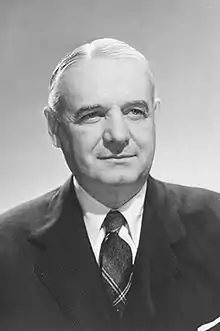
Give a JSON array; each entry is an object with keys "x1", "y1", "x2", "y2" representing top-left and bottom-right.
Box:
[{"x1": 48, "y1": 38, "x2": 156, "y2": 114}]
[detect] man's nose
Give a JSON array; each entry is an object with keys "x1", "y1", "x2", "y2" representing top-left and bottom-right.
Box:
[{"x1": 103, "y1": 106, "x2": 129, "y2": 153}]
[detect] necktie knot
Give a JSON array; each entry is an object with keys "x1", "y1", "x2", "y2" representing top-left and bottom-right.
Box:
[{"x1": 103, "y1": 210, "x2": 126, "y2": 234}]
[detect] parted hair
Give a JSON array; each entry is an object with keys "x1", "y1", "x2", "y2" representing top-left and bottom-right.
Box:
[{"x1": 48, "y1": 38, "x2": 155, "y2": 114}]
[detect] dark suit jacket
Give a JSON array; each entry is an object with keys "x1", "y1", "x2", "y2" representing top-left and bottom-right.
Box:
[{"x1": 1, "y1": 176, "x2": 220, "y2": 331}]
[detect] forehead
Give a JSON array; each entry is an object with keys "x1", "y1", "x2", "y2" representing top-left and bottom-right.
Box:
[{"x1": 60, "y1": 57, "x2": 152, "y2": 109}]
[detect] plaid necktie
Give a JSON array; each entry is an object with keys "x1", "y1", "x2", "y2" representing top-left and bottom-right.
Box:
[{"x1": 99, "y1": 210, "x2": 133, "y2": 317}]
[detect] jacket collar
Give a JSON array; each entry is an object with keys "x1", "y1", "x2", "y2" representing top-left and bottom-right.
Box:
[
  {"x1": 121, "y1": 176, "x2": 186, "y2": 328},
  {"x1": 144, "y1": 176, "x2": 186, "y2": 288},
  {"x1": 29, "y1": 177, "x2": 114, "y2": 330}
]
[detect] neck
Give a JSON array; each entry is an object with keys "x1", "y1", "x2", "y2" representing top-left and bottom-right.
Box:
[{"x1": 76, "y1": 177, "x2": 147, "y2": 209}]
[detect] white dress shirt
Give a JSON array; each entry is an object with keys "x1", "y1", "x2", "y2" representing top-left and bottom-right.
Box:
[{"x1": 73, "y1": 177, "x2": 147, "y2": 264}]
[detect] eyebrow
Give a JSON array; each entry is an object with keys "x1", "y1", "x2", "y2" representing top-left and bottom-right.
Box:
[
  {"x1": 76, "y1": 104, "x2": 102, "y2": 114},
  {"x1": 122, "y1": 100, "x2": 149, "y2": 109},
  {"x1": 76, "y1": 100, "x2": 149, "y2": 114}
]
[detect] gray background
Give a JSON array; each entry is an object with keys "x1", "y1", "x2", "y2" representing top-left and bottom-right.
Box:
[{"x1": 0, "y1": 0, "x2": 220, "y2": 213}]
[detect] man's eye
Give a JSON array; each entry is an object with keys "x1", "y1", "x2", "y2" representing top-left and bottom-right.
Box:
[
  {"x1": 125, "y1": 108, "x2": 148, "y2": 119},
  {"x1": 79, "y1": 112, "x2": 104, "y2": 123},
  {"x1": 130, "y1": 108, "x2": 144, "y2": 115}
]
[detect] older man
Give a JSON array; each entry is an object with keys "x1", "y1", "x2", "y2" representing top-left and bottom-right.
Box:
[{"x1": 0, "y1": 38, "x2": 220, "y2": 331}]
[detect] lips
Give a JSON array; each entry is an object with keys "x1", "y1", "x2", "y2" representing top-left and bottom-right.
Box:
[{"x1": 98, "y1": 154, "x2": 136, "y2": 160}]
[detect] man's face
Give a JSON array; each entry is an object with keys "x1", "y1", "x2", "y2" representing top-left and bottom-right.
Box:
[{"x1": 55, "y1": 57, "x2": 157, "y2": 189}]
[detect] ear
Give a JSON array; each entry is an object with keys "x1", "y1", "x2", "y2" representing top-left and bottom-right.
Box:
[
  {"x1": 153, "y1": 97, "x2": 161, "y2": 125},
  {"x1": 153, "y1": 97, "x2": 161, "y2": 113},
  {"x1": 44, "y1": 107, "x2": 61, "y2": 148}
]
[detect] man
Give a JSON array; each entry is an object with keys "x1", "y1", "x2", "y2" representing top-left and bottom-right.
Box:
[{"x1": 0, "y1": 38, "x2": 220, "y2": 331}]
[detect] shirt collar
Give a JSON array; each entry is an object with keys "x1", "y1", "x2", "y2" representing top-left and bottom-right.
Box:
[
  {"x1": 73, "y1": 177, "x2": 147, "y2": 244},
  {"x1": 73, "y1": 177, "x2": 109, "y2": 241},
  {"x1": 119, "y1": 183, "x2": 147, "y2": 242}
]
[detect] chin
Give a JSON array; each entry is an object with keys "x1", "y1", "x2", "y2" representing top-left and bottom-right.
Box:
[{"x1": 96, "y1": 170, "x2": 142, "y2": 187}]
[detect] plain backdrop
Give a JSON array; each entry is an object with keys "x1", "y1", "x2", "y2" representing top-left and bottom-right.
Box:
[{"x1": 0, "y1": 0, "x2": 220, "y2": 213}]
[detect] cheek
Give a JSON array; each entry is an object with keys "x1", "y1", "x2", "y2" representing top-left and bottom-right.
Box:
[
  {"x1": 64, "y1": 126, "x2": 102, "y2": 160},
  {"x1": 130, "y1": 121, "x2": 156, "y2": 153}
]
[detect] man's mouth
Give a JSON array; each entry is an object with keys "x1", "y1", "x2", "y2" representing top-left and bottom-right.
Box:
[{"x1": 98, "y1": 154, "x2": 136, "y2": 160}]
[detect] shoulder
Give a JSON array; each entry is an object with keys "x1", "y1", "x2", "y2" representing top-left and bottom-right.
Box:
[
  {"x1": 148, "y1": 177, "x2": 220, "y2": 239},
  {"x1": 0, "y1": 176, "x2": 73, "y2": 254},
  {"x1": 0, "y1": 188, "x2": 59, "y2": 236},
  {"x1": 164, "y1": 181, "x2": 220, "y2": 236},
  {"x1": 0, "y1": 187, "x2": 62, "y2": 275},
  {"x1": 152, "y1": 177, "x2": 220, "y2": 219},
  {"x1": 157, "y1": 178, "x2": 220, "y2": 240},
  {"x1": 153, "y1": 178, "x2": 220, "y2": 276},
  {"x1": 149, "y1": 176, "x2": 220, "y2": 258}
]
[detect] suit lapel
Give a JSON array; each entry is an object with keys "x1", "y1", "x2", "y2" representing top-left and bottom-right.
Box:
[
  {"x1": 145, "y1": 176, "x2": 185, "y2": 290},
  {"x1": 123, "y1": 176, "x2": 186, "y2": 330},
  {"x1": 29, "y1": 178, "x2": 112, "y2": 330}
]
